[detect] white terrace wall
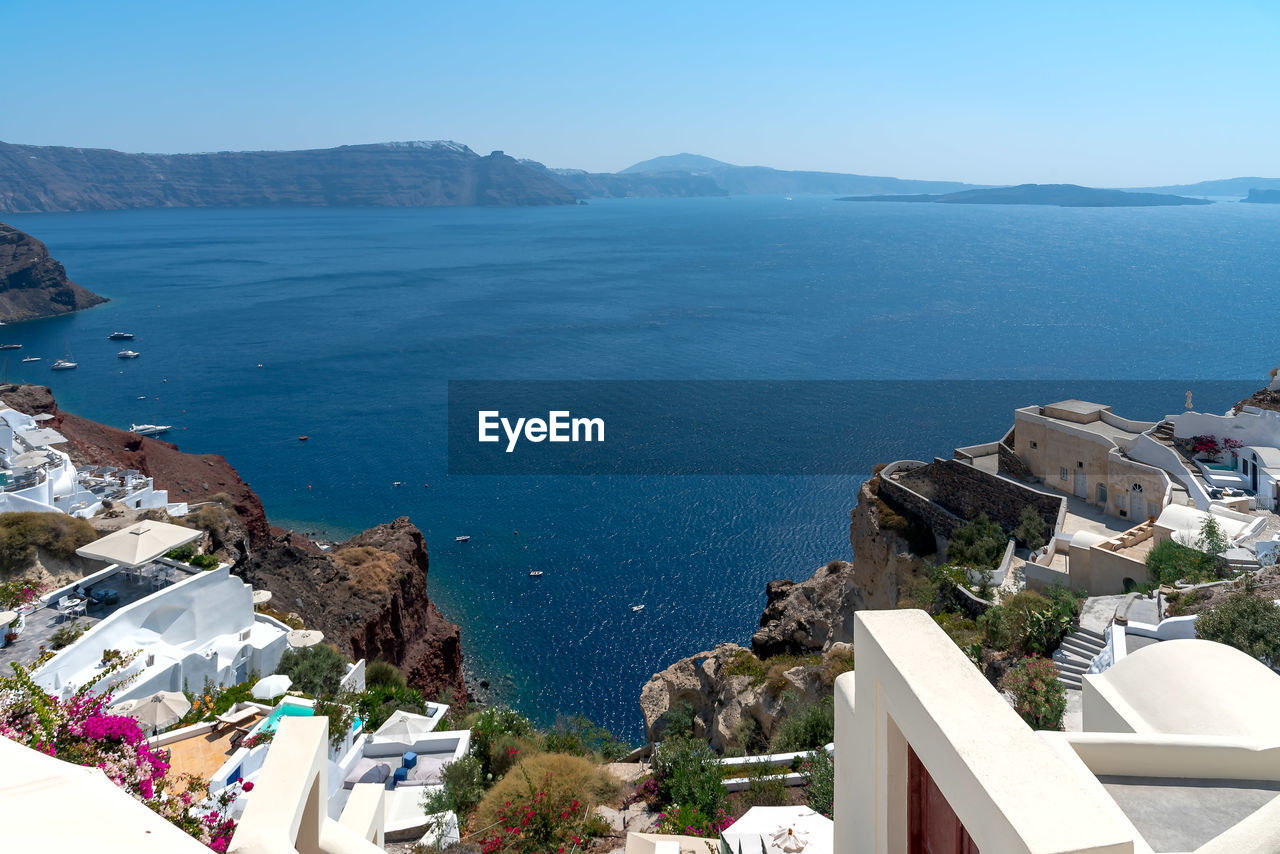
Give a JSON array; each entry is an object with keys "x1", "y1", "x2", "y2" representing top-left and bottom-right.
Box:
[{"x1": 837, "y1": 609, "x2": 1135, "y2": 854}]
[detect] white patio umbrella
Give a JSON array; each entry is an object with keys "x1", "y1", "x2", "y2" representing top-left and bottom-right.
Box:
[
  {"x1": 721, "y1": 807, "x2": 833, "y2": 854},
  {"x1": 76, "y1": 521, "x2": 202, "y2": 568},
  {"x1": 374, "y1": 709, "x2": 436, "y2": 741},
  {"x1": 111, "y1": 691, "x2": 192, "y2": 733},
  {"x1": 252, "y1": 674, "x2": 293, "y2": 700},
  {"x1": 251, "y1": 589, "x2": 273, "y2": 606},
  {"x1": 286, "y1": 629, "x2": 324, "y2": 648},
  {"x1": 0, "y1": 610, "x2": 17, "y2": 626}
]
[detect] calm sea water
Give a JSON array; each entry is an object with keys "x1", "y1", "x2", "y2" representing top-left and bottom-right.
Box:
[{"x1": 5, "y1": 197, "x2": 1278, "y2": 740}]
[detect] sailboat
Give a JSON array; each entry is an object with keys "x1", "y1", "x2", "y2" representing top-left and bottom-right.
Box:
[{"x1": 51, "y1": 338, "x2": 77, "y2": 370}]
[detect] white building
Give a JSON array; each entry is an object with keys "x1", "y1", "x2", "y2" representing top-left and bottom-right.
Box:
[
  {"x1": 34, "y1": 558, "x2": 290, "y2": 704},
  {"x1": 0, "y1": 405, "x2": 185, "y2": 517}
]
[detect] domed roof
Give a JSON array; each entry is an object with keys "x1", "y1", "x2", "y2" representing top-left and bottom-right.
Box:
[
  {"x1": 1069, "y1": 530, "x2": 1109, "y2": 549},
  {"x1": 1089, "y1": 638, "x2": 1280, "y2": 738}
]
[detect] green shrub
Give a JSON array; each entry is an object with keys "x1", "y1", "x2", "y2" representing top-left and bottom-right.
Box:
[
  {"x1": 946, "y1": 513, "x2": 1007, "y2": 570},
  {"x1": 364, "y1": 659, "x2": 406, "y2": 690},
  {"x1": 1146, "y1": 538, "x2": 1219, "y2": 586},
  {"x1": 50, "y1": 620, "x2": 87, "y2": 650},
  {"x1": 422, "y1": 754, "x2": 485, "y2": 819},
  {"x1": 819, "y1": 647, "x2": 856, "y2": 686},
  {"x1": 467, "y1": 706, "x2": 536, "y2": 776},
  {"x1": 738, "y1": 761, "x2": 788, "y2": 809},
  {"x1": 896, "y1": 574, "x2": 939, "y2": 612},
  {"x1": 659, "y1": 700, "x2": 698, "y2": 741},
  {"x1": 980, "y1": 590, "x2": 1068, "y2": 655},
  {"x1": 652, "y1": 735, "x2": 725, "y2": 818},
  {"x1": 0, "y1": 513, "x2": 98, "y2": 572},
  {"x1": 543, "y1": 714, "x2": 630, "y2": 762},
  {"x1": 165, "y1": 544, "x2": 197, "y2": 562},
  {"x1": 724, "y1": 649, "x2": 768, "y2": 685},
  {"x1": 356, "y1": 683, "x2": 427, "y2": 731},
  {"x1": 275, "y1": 644, "x2": 348, "y2": 696},
  {"x1": 1012, "y1": 505, "x2": 1048, "y2": 551},
  {"x1": 801, "y1": 749, "x2": 835, "y2": 817},
  {"x1": 1195, "y1": 591, "x2": 1280, "y2": 665},
  {"x1": 934, "y1": 612, "x2": 982, "y2": 665},
  {"x1": 768, "y1": 696, "x2": 834, "y2": 753},
  {"x1": 1000, "y1": 657, "x2": 1066, "y2": 730}
]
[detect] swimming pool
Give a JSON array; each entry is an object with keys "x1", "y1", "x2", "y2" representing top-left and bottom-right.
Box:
[{"x1": 259, "y1": 701, "x2": 363, "y2": 734}]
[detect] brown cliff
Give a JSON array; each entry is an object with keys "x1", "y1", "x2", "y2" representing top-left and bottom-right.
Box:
[
  {"x1": 0, "y1": 222, "x2": 106, "y2": 321},
  {"x1": 238, "y1": 518, "x2": 468, "y2": 704}
]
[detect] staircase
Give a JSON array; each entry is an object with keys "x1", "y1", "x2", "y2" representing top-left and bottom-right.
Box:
[{"x1": 1052, "y1": 626, "x2": 1107, "y2": 690}]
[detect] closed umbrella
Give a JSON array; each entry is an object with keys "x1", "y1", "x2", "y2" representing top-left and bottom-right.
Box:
[
  {"x1": 111, "y1": 691, "x2": 192, "y2": 733},
  {"x1": 252, "y1": 674, "x2": 293, "y2": 700},
  {"x1": 286, "y1": 629, "x2": 324, "y2": 648}
]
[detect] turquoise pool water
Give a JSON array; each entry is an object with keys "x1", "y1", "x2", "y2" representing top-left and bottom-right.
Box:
[
  {"x1": 1203, "y1": 462, "x2": 1236, "y2": 471},
  {"x1": 260, "y1": 703, "x2": 363, "y2": 734}
]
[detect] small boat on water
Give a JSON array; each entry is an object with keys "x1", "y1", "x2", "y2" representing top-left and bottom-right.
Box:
[
  {"x1": 631, "y1": 604, "x2": 645, "y2": 612},
  {"x1": 0, "y1": 344, "x2": 22, "y2": 350},
  {"x1": 108, "y1": 332, "x2": 135, "y2": 340},
  {"x1": 136, "y1": 395, "x2": 147, "y2": 400},
  {"x1": 51, "y1": 359, "x2": 77, "y2": 370},
  {"x1": 298, "y1": 435, "x2": 309, "y2": 441},
  {"x1": 529, "y1": 570, "x2": 544, "y2": 577},
  {"x1": 21, "y1": 356, "x2": 40, "y2": 363},
  {"x1": 129, "y1": 424, "x2": 171, "y2": 437},
  {"x1": 454, "y1": 535, "x2": 470, "y2": 543},
  {"x1": 117, "y1": 350, "x2": 140, "y2": 359}
]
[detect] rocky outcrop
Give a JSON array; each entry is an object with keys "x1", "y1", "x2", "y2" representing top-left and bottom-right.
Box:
[
  {"x1": 238, "y1": 518, "x2": 468, "y2": 705},
  {"x1": 0, "y1": 223, "x2": 106, "y2": 321},
  {"x1": 749, "y1": 480, "x2": 927, "y2": 658},
  {"x1": 0, "y1": 141, "x2": 576, "y2": 212},
  {"x1": 639, "y1": 643, "x2": 830, "y2": 751}
]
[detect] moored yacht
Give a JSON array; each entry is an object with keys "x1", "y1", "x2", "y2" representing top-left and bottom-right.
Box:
[
  {"x1": 117, "y1": 349, "x2": 141, "y2": 359},
  {"x1": 0, "y1": 344, "x2": 22, "y2": 350},
  {"x1": 50, "y1": 359, "x2": 77, "y2": 370},
  {"x1": 108, "y1": 332, "x2": 135, "y2": 340},
  {"x1": 21, "y1": 356, "x2": 40, "y2": 363},
  {"x1": 129, "y1": 424, "x2": 171, "y2": 436}
]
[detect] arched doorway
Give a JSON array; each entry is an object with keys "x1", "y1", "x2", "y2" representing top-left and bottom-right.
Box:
[{"x1": 1129, "y1": 483, "x2": 1145, "y2": 520}]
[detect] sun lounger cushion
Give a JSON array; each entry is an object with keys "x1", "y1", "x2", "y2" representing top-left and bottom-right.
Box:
[
  {"x1": 343, "y1": 758, "x2": 392, "y2": 789},
  {"x1": 395, "y1": 756, "x2": 450, "y2": 787}
]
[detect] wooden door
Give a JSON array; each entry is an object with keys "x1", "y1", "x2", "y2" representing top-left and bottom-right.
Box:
[{"x1": 908, "y1": 746, "x2": 979, "y2": 854}]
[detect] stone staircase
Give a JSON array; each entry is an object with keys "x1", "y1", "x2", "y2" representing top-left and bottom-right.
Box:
[{"x1": 1052, "y1": 626, "x2": 1107, "y2": 690}]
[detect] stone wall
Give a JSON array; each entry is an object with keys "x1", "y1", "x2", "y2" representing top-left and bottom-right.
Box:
[
  {"x1": 895, "y1": 458, "x2": 1063, "y2": 536},
  {"x1": 997, "y1": 442, "x2": 1036, "y2": 481}
]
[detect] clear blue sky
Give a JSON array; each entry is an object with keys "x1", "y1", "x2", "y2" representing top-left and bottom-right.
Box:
[{"x1": 5, "y1": 1, "x2": 1278, "y2": 185}]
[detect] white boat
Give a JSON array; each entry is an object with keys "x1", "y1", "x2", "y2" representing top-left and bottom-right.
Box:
[
  {"x1": 108, "y1": 332, "x2": 135, "y2": 340},
  {"x1": 21, "y1": 356, "x2": 40, "y2": 363},
  {"x1": 50, "y1": 359, "x2": 77, "y2": 370},
  {"x1": 631, "y1": 604, "x2": 645, "y2": 612},
  {"x1": 529, "y1": 570, "x2": 544, "y2": 577},
  {"x1": 117, "y1": 350, "x2": 140, "y2": 359},
  {"x1": 454, "y1": 535, "x2": 470, "y2": 543},
  {"x1": 129, "y1": 424, "x2": 171, "y2": 437},
  {"x1": 0, "y1": 344, "x2": 22, "y2": 350}
]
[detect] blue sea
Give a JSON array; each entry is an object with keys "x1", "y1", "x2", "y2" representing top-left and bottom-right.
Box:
[{"x1": 5, "y1": 196, "x2": 1278, "y2": 740}]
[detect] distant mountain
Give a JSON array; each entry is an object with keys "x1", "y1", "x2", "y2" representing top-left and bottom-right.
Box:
[
  {"x1": 839, "y1": 184, "x2": 1213, "y2": 208},
  {"x1": 0, "y1": 141, "x2": 576, "y2": 212},
  {"x1": 620, "y1": 153, "x2": 738, "y2": 174},
  {"x1": 1130, "y1": 177, "x2": 1280, "y2": 198},
  {"x1": 0, "y1": 222, "x2": 106, "y2": 321},
  {"x1": 617, "y1": 153, "x2": 983, "y2": 197},
  {"x1": 1241, "y1": 189, "x2": 1280, "y2": 204},
  {"x1": 521, "y1": 162, "x2": 727, "y2": 199}
]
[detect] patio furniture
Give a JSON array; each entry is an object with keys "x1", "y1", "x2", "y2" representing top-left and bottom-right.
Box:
[
  {"x1": 56, "y1": 596, "x2": 86, "y2": 622},
  {"x1": 392, "y1": 767, "x2": 408, "y2": 784},
  {"x1": 214, "y1": 706, "x2": 259, "y2": 733},
  {"x1": 402, "y1": 751, "x2": 417, "y2": 769},
  {"x1": 342, "y1": 758, "x2": 391, "y2": 790}
]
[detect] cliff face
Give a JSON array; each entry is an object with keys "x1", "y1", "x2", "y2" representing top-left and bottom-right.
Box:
[
  {"x1": 749, "y1": 480, "x2": 927, "y2": 657},
  {"x1": 239, "y1": 518, "x2": 468, "y2": 705},
  {"x1": 0, "y1": 223, "x2": 106, "y2": 321},
  {"x1": 0, "y1": 141, "x2": 576, "y2": 212}
]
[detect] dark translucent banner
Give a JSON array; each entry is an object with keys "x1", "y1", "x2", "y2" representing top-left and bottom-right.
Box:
[{"x1": 447, "y1": 380, "x2": 1259, "y2": 475}]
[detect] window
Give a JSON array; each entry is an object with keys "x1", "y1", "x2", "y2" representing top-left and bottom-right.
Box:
[
  {"x1": 1030, "y1": 441, "x2": 1038, "y2": 449},
  {"x1": 1077, "y1": 461, "x2": 1084, "y2": 468},
  {"x1": 1131, "y1": 483, "x2": 1143, "y2": 493},
  {"x1": 1060, "y1": 467, "x2": 1068, "y2": 481},
  {"x1": 1098, "y1": 483, "x2": 1107, "y2": 504}
]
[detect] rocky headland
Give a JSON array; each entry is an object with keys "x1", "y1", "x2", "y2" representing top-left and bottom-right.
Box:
[
  {"x1": 640, "y1": 475, "x2": 927, "y2": 746},
  {"x1": 0, "y1": 384, "x2": 467, "y2": 704},
  {"x1": 0, "y1": 223, "x2": 106, "y2": 321}
]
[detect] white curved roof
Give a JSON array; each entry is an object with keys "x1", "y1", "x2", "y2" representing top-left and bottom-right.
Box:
[
  {"x1": 1089, "y1": 638, "x2": 1280, "y2": 738},
  {"x1": 1070, "y1": 530, "x2": 1109, "y2": 549}
]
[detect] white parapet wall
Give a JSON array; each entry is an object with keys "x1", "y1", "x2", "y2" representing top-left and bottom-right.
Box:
[{"x1": 837, "y1": 609, "x2": 1137, "y2": 854}]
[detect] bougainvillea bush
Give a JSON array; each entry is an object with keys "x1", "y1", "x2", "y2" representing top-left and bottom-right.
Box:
[
  {"x1": 999, "y1": 657, "x2": 1067, "y2": 731},
  {"x1": 0, "y1": 656, "x2": 240, "y2": 851}
]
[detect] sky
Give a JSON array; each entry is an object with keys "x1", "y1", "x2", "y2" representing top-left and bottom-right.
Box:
[{"x1": 4, "y1": 0, "x2": 1279, "y2": 186}]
